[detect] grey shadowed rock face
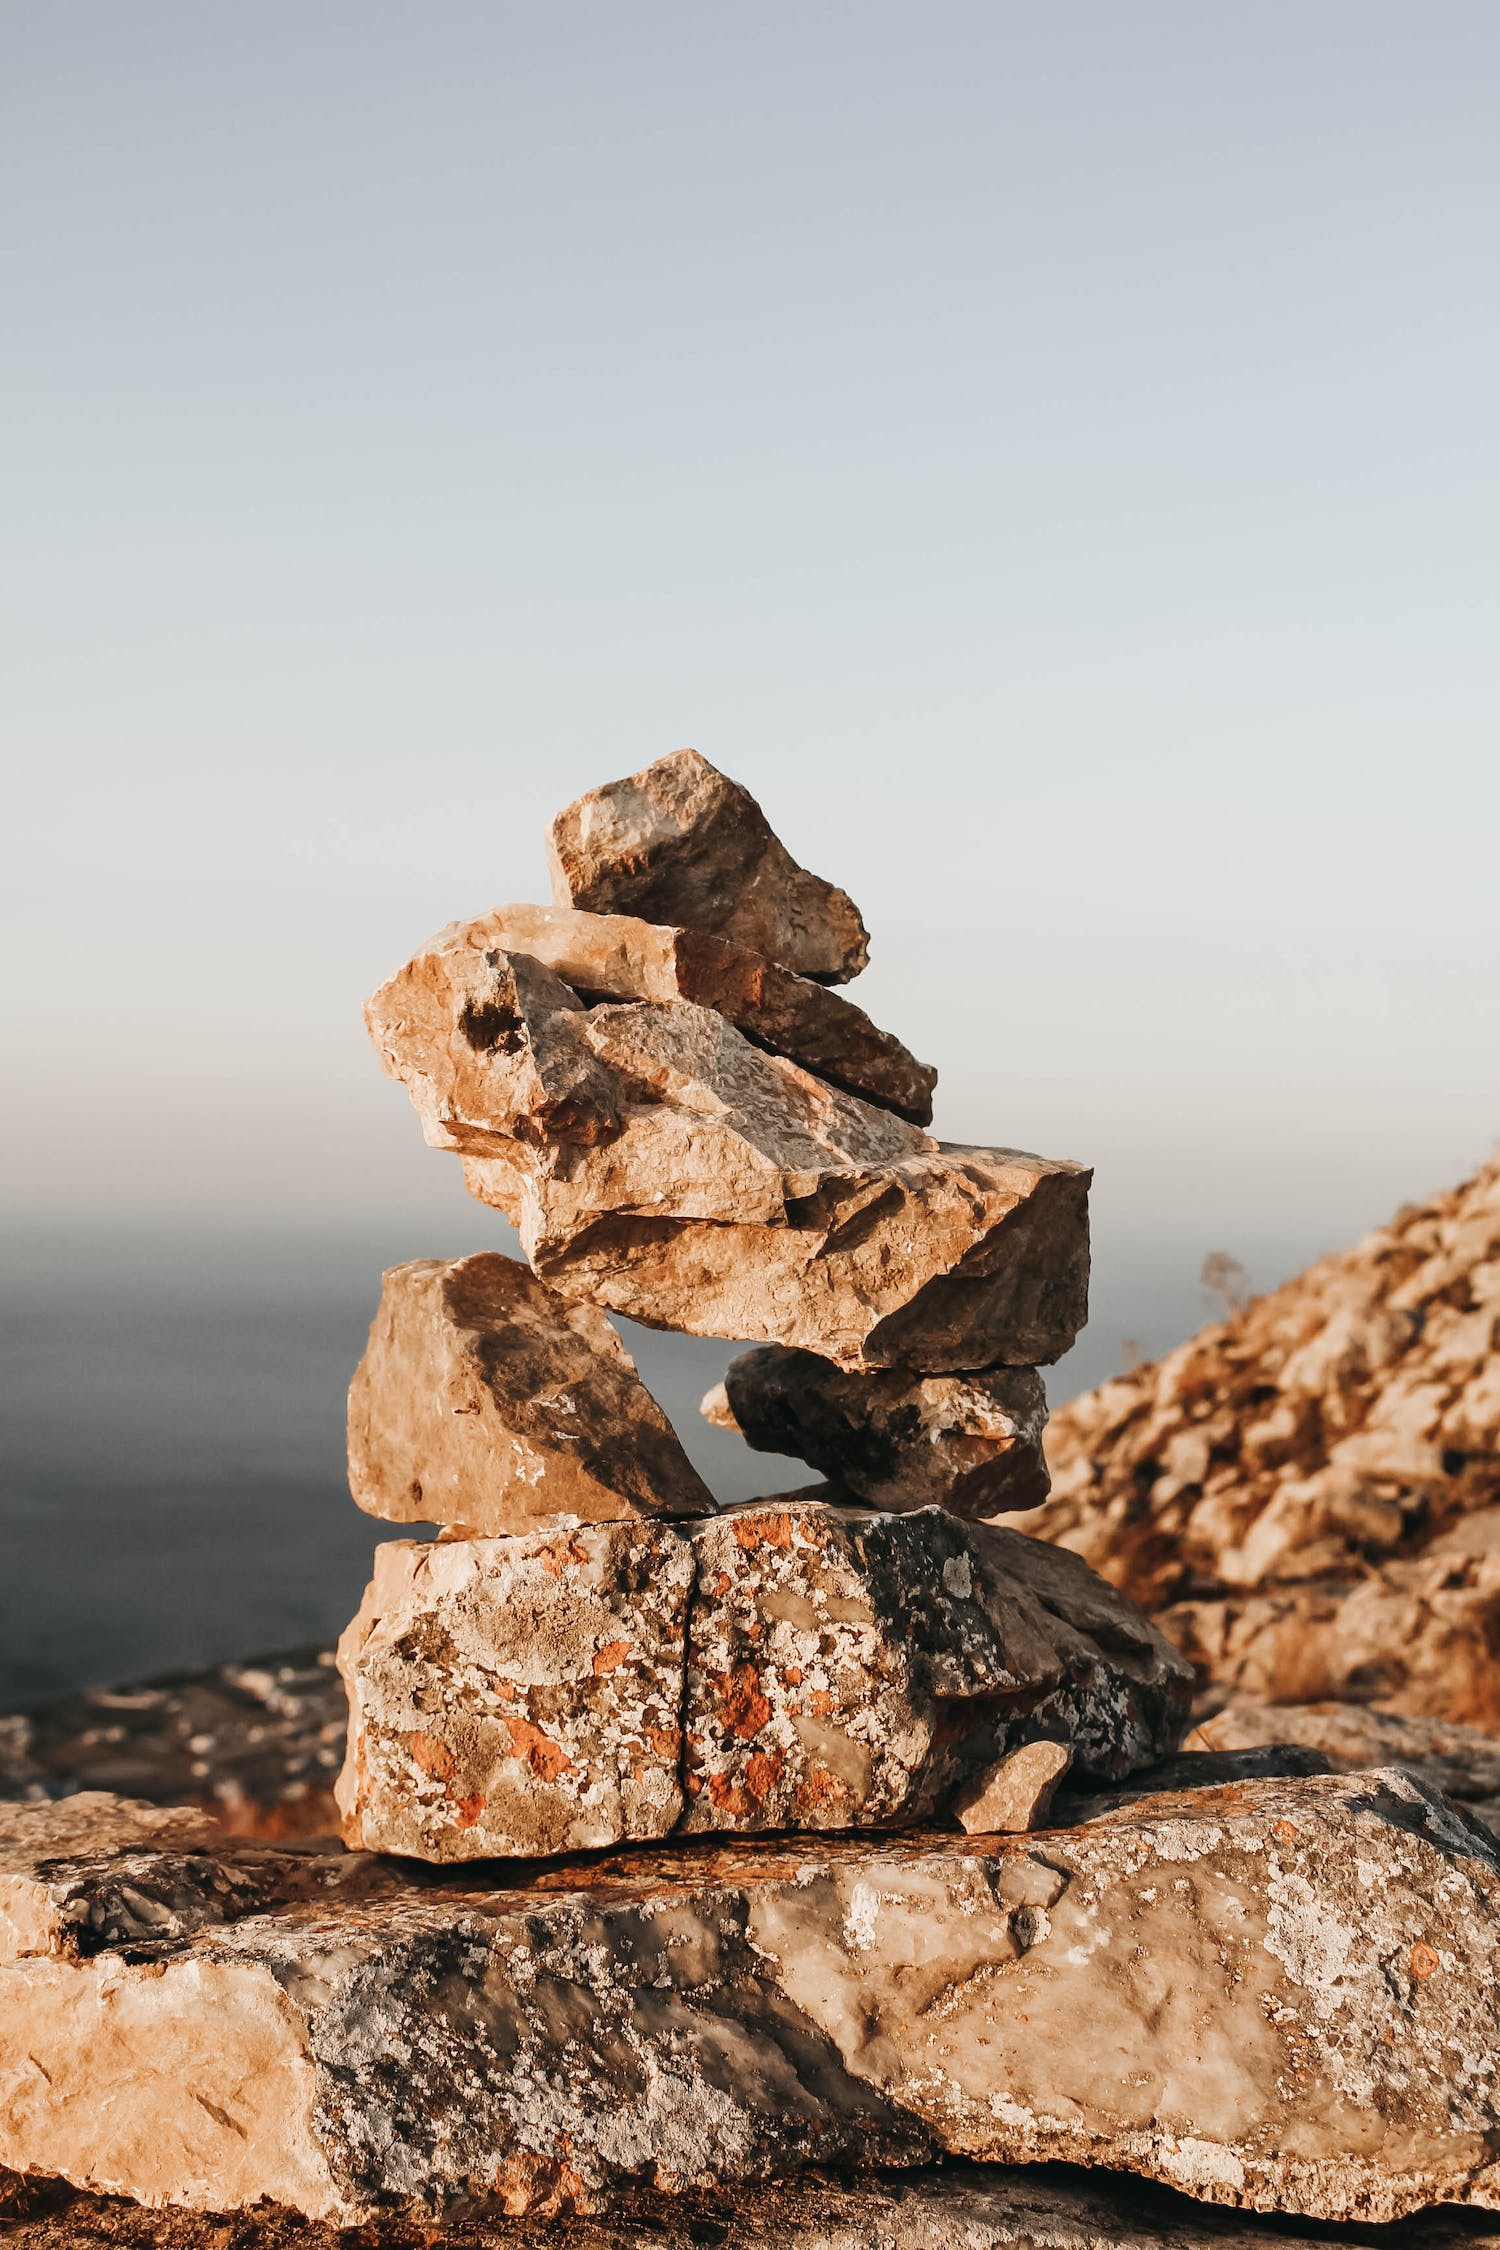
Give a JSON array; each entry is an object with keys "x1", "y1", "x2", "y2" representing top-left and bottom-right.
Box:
[
  {"x1": 546, "y1": 748, "x2": 871, "y2": 985},
  {"x1": 346, "y1": 1253, "x2": 713, "y2": 1534},
  {"x1": 336, "y1": 1524, "x2": 695, "y2": 1860},
  {"x1": 402, "y1": 902, "x2": 937, "y2": 1123},
  {"x1": 706, "y1": 1347, "x2": 1051, "y2": 1514},
  {"x1": 680, "y1": 1498, "x2": 1192, "y2": 1834},
  {"x1": 6, "y1": 1770, "x2": 1500, "y2": 2224}
]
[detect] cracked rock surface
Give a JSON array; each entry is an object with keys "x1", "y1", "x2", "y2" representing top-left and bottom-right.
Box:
[
  {"x1": 347, "y1": 1253, "x2": 713, "y2": 1534},
  {"x1": 705, "y1": 1347, "x2": 1051, "y2": 1513},
  {"x1": 545, "y1": 748, "x2": 870, "y2": 985},
  {"x1": 5, "y1": 1770, "x2": 1500, "y2": 2224}
]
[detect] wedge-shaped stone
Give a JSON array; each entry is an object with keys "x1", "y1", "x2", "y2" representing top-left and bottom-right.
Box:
[
  {"x1": 404, "y1": 901, "x2": 936, "y2": 1121},
  {"x1": 478, "y1": 1139, "x2": 1092, "y2": 1373},
  {"x1": 336, "y1": 1525, "x2": 694, "y2": 1861},
  {"x1": 6, "y1": 1771, "x2": 1500, "y2": 2223},
  {"x1": 347, "y1": 1253, "x2": 713, "y2": 1533},
  {"x1": 547, "y1": 749, "x2": 870, "y2": 984},
  {"x1": 705, "y1": 1348, "x2": 1050, "y2": 1513},
  {"x1": 682, "y1": 1498, "x2": 1190, "y2": 1832}
]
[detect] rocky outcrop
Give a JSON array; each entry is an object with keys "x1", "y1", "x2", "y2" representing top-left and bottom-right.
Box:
[
  {"x1": 704, "y1": 1349, "x2": 1050, "y2": 1513},
  {"x1": 1190, "y1": 1699, "x2": 1500, "y2": 1837},
  {"x1": 6, "y1": 1771, "x2": 1500, "y2": 2224},
  {"x1": 404, "y1": 902, "x2": 937, "y2": 1122},
  {"x1": 335, "y1": 1502, "x2": 1190, "y2": 1857},
  {"x1": 546, "y1": 749, "x2": 871, "y2": 984},
  {"x1": 347, "y1": 1254, "x2": 712, "y2": 1533},
  {"x1": 1020, "y1": 1153, "x2": 1500, "y2": 1720}
]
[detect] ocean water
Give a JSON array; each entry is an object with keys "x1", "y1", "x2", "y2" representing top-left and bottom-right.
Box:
[{"x1": 0, "y1": 1226, "x2": 1235, "y2": 1706}]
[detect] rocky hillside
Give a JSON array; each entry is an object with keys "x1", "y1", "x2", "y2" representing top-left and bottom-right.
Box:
[{"x1": 1018, "y1": 1153, "x2": 1500, "y2": 1723}]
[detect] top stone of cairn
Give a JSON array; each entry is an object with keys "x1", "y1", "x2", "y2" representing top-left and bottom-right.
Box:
[{"x1": 547, "y1": 748, "x2": 871, "y2": 984}]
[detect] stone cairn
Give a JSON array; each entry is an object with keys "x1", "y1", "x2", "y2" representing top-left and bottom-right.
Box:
[{"x1": 335, "y1": 749, "x2": 1193, "y2": 1861}]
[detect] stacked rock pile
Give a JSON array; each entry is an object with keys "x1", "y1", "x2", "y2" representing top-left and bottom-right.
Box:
[{"x1": 334, "y1": 750, "x2": 1192, "y2": 1863}]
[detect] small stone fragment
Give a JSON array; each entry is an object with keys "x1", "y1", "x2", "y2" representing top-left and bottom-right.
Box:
[
  {"x1": 546, "y1": 749, "x2": 870, "y2": 983},
  {"x1": 401, "y1": 901, "x2": 936, "y2": 1121},
  {"x1": 954, "y1": 1739, "x2": 1073, "y2": 1833},
  {"x1": 708, "y1": 1347, "x2": 1051, "y2": 1513},
  {"x1": 346, "y1": 1253, "x2": 713, "y2": 1533},
  {"x1": 681, "y1": 1497, "x2": 1190, "y2": 1832},
  {"x1": 336, "y1": 1524, "x2": 694, "y2": 1860}
]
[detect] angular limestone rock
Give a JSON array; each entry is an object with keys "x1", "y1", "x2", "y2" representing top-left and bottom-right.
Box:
[
  {"x1": 706, "y1": 1348, "x2": 1051, "y2": 1513},
  {"x1": 681, "y1": 1498, "x2": 1190, "y2": 1832},
  {"x1": 346, "y1": 1253, "x2": 712, "y2": 1533},
  {"x1": 547, "y1": 749, "x2": 870, "y2": 984},
  {"x1": 487, "y1": 1139, "x2": 1092, "y2": 1374},
  {"x1": 954, "y1": 1738, "x2": 1072, "y2": 1833},
  {"x1": 391, "y1": 902, "x2": 936, "y2": 1122},
  {"x1": 6, "y1": 1771, "x2": 1500, "y2": 2224},
  {"x1": 336, "y1": 1526, "x2": 695, "y2": 1860}
]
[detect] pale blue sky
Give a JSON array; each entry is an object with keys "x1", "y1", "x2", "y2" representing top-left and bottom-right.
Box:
[{"x1": 5, "y1": 2, "x2": 1498, "y2": 1294}]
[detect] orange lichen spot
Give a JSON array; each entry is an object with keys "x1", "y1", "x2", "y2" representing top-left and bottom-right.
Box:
[
  {"x1": 538, "y1": 1537, "x2": 590, "y2": 1579},
  {"x1": 645, "y1": 1725, "x2": 681, "y2": 1758},
  {"x1": 1273, "y1": 1819, "x2": 1298, "y2": 1840},
  {"x1": 1410, "y1": 1941, "x2": 1441, "y2": 1980},
  {"x1": 592, "y1": 1638, "x2": 631, "y2": 1675},
  {"x1": 711, "y1": 1570, "x2": 733, "y2": 1598},
  {"x1": 794, "y1": 1766, "x2": 848, "y2": 1812},
  {"x1": 452, "y1": 1791, "x2": 487, "y2": 1831},
  {"x1": 719, "y1": 1661, "x2": 773, "y2": 1740},
  {"x1": 493, "y1": 2153, "x2": 593, "y2": 2220},
  {"x1": 733, "y1": 1510, "x2": 793, "y2": 1552},
  {"x1": 407, "y1": 1730, "x2": 457, "y2": 1782},
  {"x1": 707, "y1": 1772, "x2": 755, "y2": 1817},
  {"x1": 783, "y1": 1663, "x2": 804, "y2": 1685},
  {"x1": 501, "y1": 1714, "x2": 575, "y2": 1782},
  {"x1": 684, "y1": 1771, "x2": 704, "y2": 1796},
  {"x1": 744, "y1": 1749, "x2": 785, "y2": 1803},
  {"x1": 806, "y1": 1689, "x2": 836, "y2": 1718}
]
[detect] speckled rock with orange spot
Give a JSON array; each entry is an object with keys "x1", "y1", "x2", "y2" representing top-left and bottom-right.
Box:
[
  {"x1": 680, "y1": 1495, "x2": 1191, "y2": 1833},
  {"x1": 336, "y1": 1525, "x2": 693, "y2": 1859}
]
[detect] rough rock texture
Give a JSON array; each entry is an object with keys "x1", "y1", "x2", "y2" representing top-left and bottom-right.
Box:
[
  {"x1": 6, "y1": 1771, "x2": 1500, "y2": 2223},
  {"x1": 954, "y1": 1739, "x2": 1073, "y2": 1833},
  {"x1": 546, "y1": 749, "x2": 870, "y2": 985},
  {"x1": 346, "y1": 1253, "x2": 712, "y2": 1533},
  {"x1": 404, "y1": 902, "x2": 937, "y2": 1122},
  {"x1": 485, "y1": 1139, "x2": 1092, "y2": 1374},
  {"x1": 1020, "y1": 1154, "x2": 1500, "y2": 1720},
  {"x1": 336, "y1": 1527, "x2": 694, "y2": 1860},
  {"x1": 0, "y1": 1652, "x2": 345, "y2": 1839},
  {"x1": 681, "y1": 1498, "x2": 1191, "y2": 1833},
  {"x1": 705, "y1": 1348, "x2": 1051, "y2": 1513},
  {"x1": 1191, "y1": 1700, "x2": 1500, "y2": 1838},
  {"x1": 9, "y1": 2165, "x2": 1500, "y2": 2250}
]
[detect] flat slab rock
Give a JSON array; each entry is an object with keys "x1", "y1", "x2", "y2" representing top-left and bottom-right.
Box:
[
  {"x1": 335, "y1": 1502, "x2": 1190, "y2": 1858},
  {"x1": 8, "y1": 2164, "x2": 1500, "y2": 2250},
  {"x1": 546, "y1": 749, "x2": 870, "y2": 985},
  {"x1": 347, "y1": 1253, "x2": 712, "y2": 1533},
  {"x1": 5, "y1": 1770, "x2": 1500, "y2": 2225},
  {"x1": 705, "y1": 1347, "x2": 1051, "y2": 1513}
]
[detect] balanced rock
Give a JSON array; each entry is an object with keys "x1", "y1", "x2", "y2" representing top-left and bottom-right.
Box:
[
  {"x1": 704, "y1": 1348, "x2": 1051, "y2": 1513},
  {"x1": 347, "y1": 1253, "x2": 712, "y2": 1534},
  {"x1": 681, "y1": 1498, "x2": 1191, "y2": 1832},
  {"x1": 7, "y1": 1770, "x2": 1500, "y2": 2223},
  {"x1": 382, "y1": 900, "x2": 936, "y2": 1122},
  {"x1": 546, "y1": 748, "x2": 870, "y2": 984},
  {"x1": 336, "y1": 1525, "x2": 694, "y2": 1859}
]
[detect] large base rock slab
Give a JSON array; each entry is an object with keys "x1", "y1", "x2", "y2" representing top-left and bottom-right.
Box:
[
  {"x1": 546, "y1": 749, "x2": 870, "y2": 984},
  {"x1": 5, "y1": 1772, "x2": 1500, "y2": 2223},
  {"x1": 347, "y1": 1253, "x2": 712, "y2": 1533},
  {"x1": 336, "y1": 1526, "x2": 694, "y2": 1859},
  {"x1": 705, "y1": 1347, "x2": 1051, "y2": 1513}
]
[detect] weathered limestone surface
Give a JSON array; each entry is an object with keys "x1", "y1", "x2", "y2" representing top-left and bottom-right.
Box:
[
  {"x1": 546, "y1": 749, "x2": 870, "y2": 985},
  {"x1": 6, "y1": 1771, "x2": 1500, "y2": 2224},
  {"x1": 487, "y1": 1140, "x2": 1092, "y2": 1373},
  {"x1": 1191, "y1": 1699, "x2": 1500, "y2": 1839},
  {"x1": 336, "y1": 1527, "x2": 694, "y2": 1860},
  {"x1": 347, "y1": 1254, "x2": 712, "y2": 1534},
  {"x1": 705, "y1": 1348, "x2": 1051, "y2": 1513},
  {"x1": 954, "y1": 1739, "x2": 1073, "y2": 1833},
  {"x1": 409, "y1": 903, "x2": 937, "y2": 1122},
  {"x1": 1020, "y1": 1155, "x2": 1500, "y2": 1720},
  {"x1": 681, "y1": 1499, "x2": 1191, "y2": 1833}
]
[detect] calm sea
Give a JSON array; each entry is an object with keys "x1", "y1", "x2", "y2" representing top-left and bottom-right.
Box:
[{"x1": 0, "y1": 1226, "x2": 1228, "y2": 1705}]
